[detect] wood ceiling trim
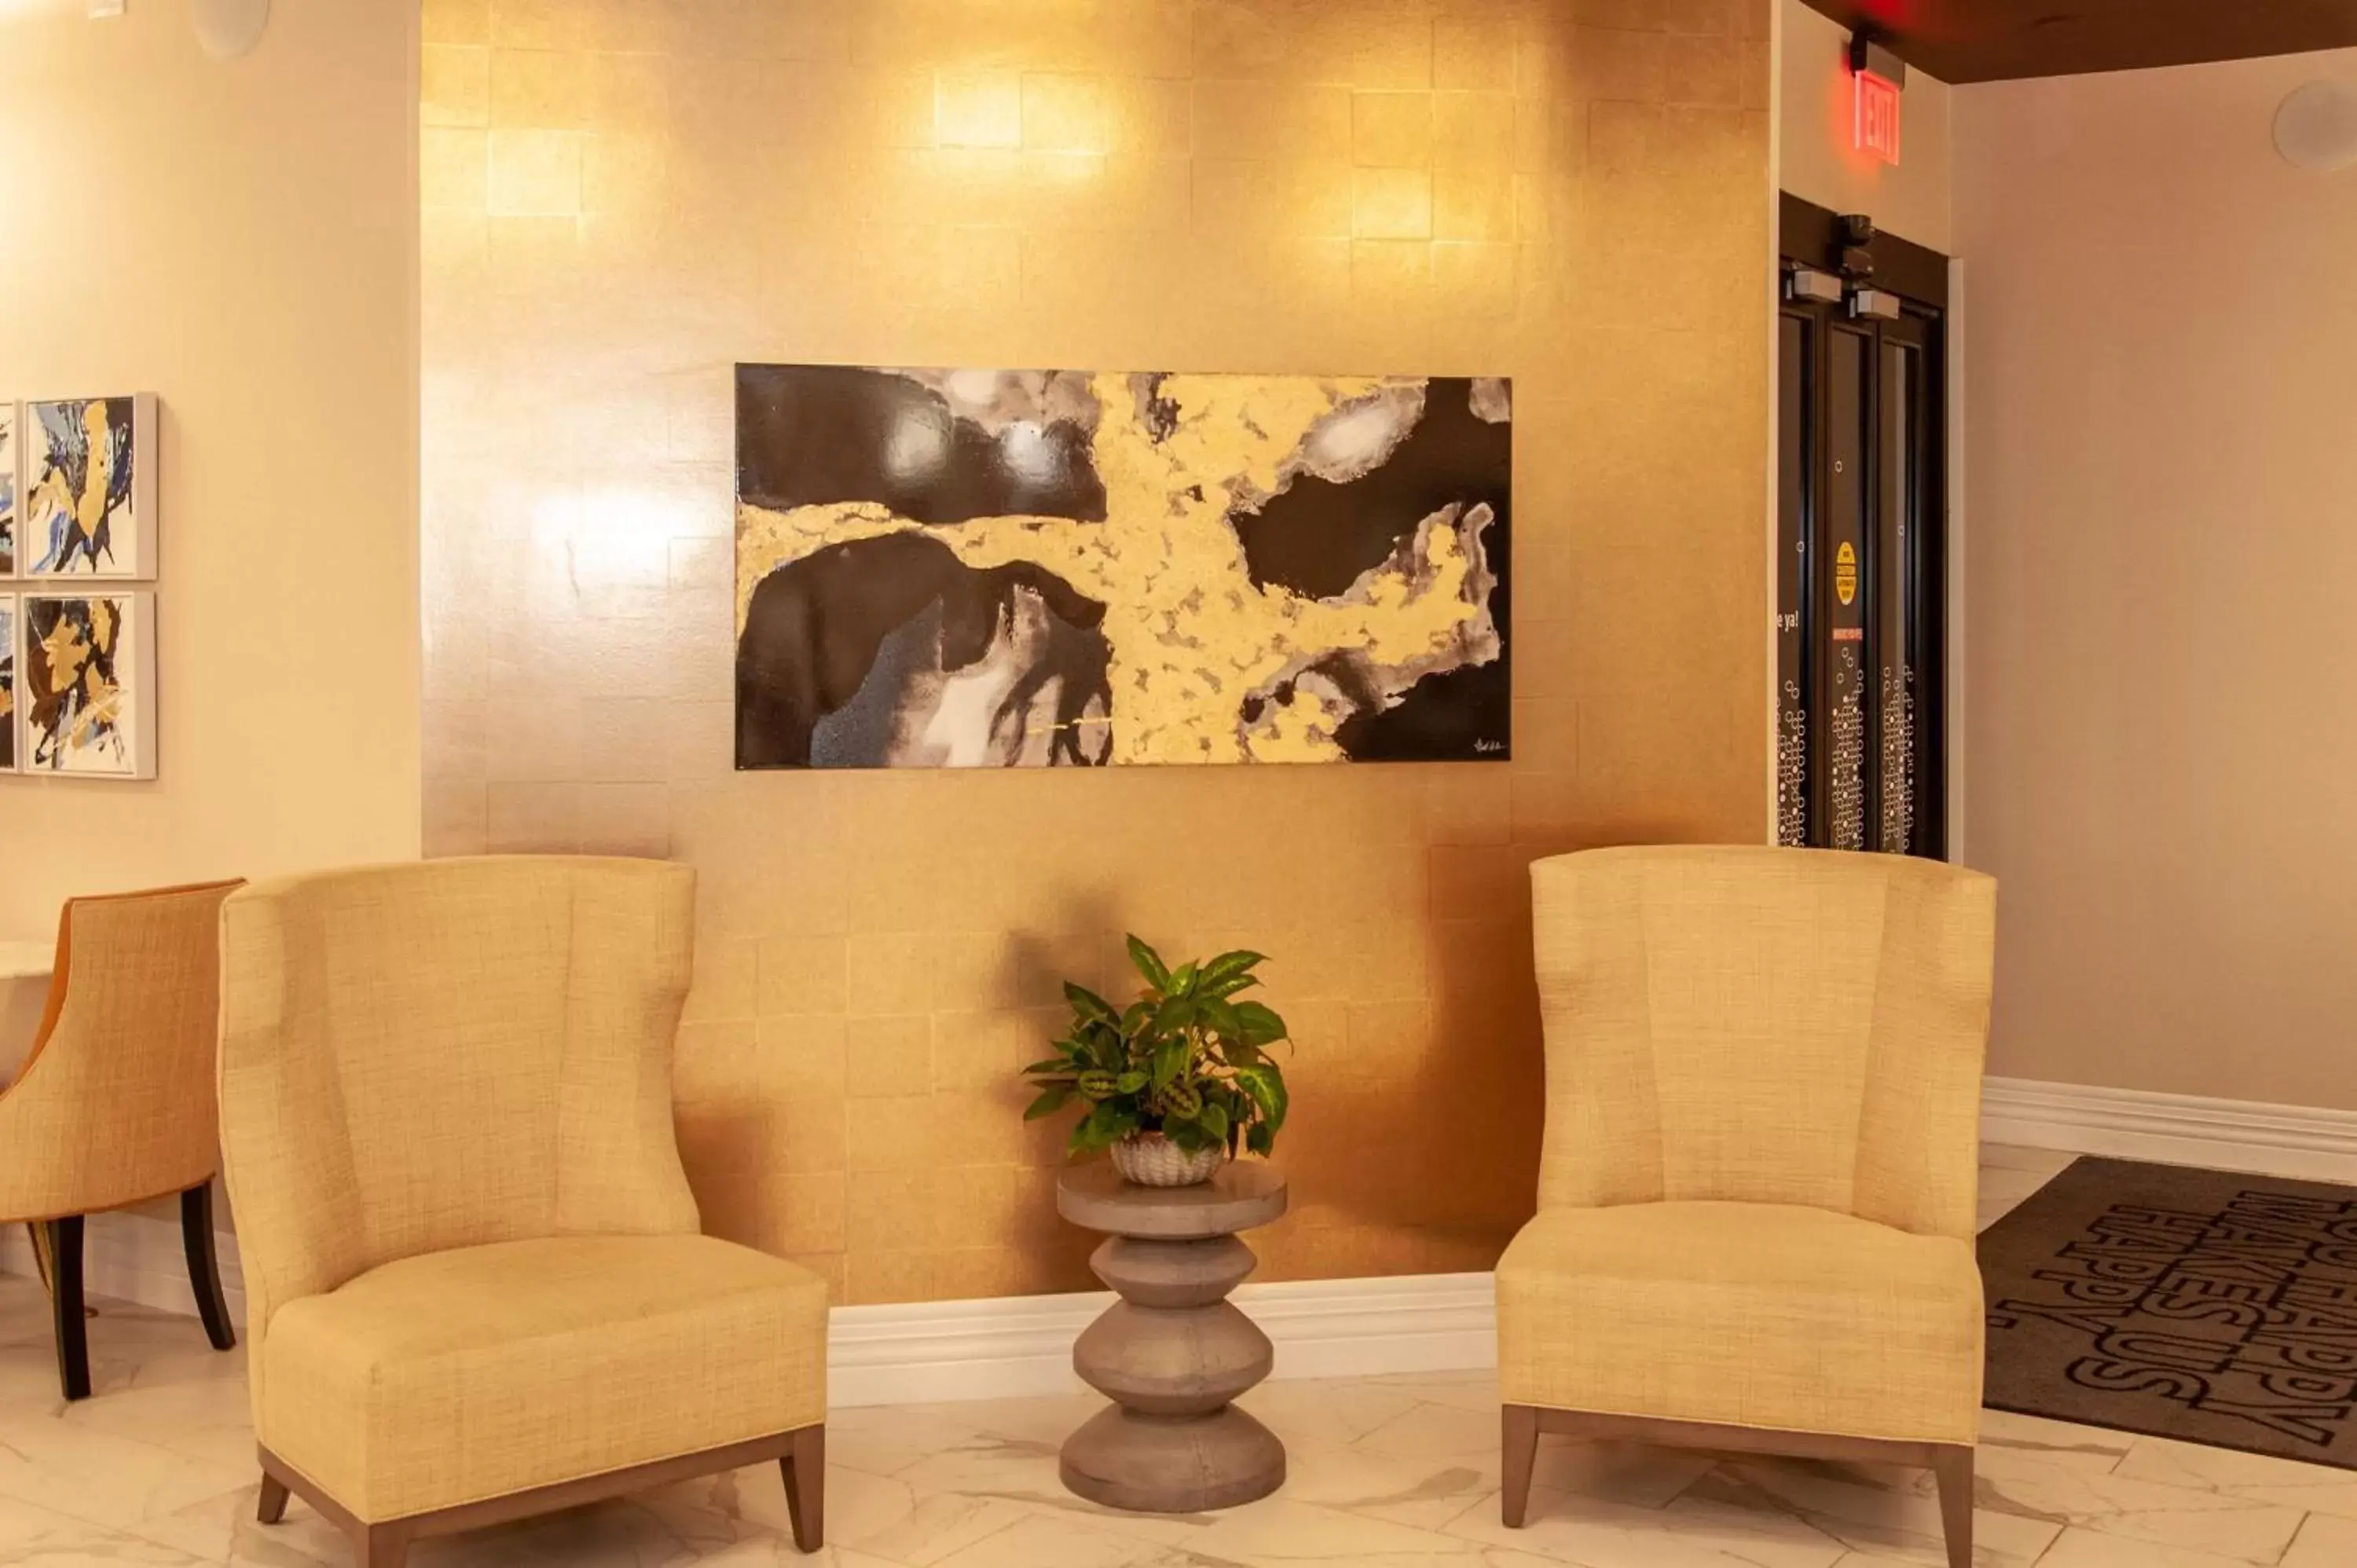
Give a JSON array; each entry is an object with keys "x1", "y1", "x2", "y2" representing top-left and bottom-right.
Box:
[{"x1": 1795, "y1": 1, "x2": 2357, "y2": 85}]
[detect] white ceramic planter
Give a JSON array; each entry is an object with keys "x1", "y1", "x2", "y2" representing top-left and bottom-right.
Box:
[{"x1": 1111, "y1": 1132, "x2": 1224, "y2": 1187}]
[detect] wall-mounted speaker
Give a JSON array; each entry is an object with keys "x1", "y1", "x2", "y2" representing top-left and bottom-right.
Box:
[
  {"x1": 2275, "y1": 80, "x2": 2357, "y2": 173},
  {"x1": 192, "y1": 0, "x2": 269, "y2": 60}
]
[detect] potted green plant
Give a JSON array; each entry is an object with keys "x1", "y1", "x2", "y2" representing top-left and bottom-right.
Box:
[{"x1": 1021, "y1": 936, "x2": 1291, "y2": 1187}]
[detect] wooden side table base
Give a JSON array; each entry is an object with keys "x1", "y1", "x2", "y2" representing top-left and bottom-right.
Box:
[
  {"x1": 1055, "y1": 1163, "x2": 1288, "y2": 1515},
  {"x1": 1061, "y1": 1405, "x2": 1286, "y2": 1512}
]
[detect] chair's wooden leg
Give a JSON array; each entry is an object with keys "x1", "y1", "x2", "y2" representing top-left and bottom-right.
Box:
[
  {"x1": 46, "y1": 1216, "x2": 90, "y2": 1401},
  {"x1": 1501, "y1": 1404, "x2": 1541, "y2": 1528},
  {"x1": 781, "y1": 1423, "x2": 825, "y2": 1552},
  {"x1": 181, "y1": 1183, "x2": 236, "y2": 1352},
  {"x1": 257, "y1": 1472, "x2": 289, "y2": 1525},
  {"x1": 1932, "y1": 1444, "x2": 1974, "y2": 1568},
  {"x1": 358, "y1": 1521, "x2": 409, "y2": 1568}
]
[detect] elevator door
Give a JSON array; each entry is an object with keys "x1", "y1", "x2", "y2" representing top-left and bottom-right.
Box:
[{"x1": 1776, "y1": 244, "x2": 1946, "y2": 859}]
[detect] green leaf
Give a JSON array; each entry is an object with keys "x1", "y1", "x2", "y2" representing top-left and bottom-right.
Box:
[
  {"x1": 1020, "y1": 1057, "x2": 1078, "y2": 1078},
  {"x1": 1152, "y1": 995, "x2": 1199, "y2": 1037},
  {"x1": 1163, "y1": 1116, "x2": 1222, "y2": 1152},
  {"x1": 1197, "y1": 1100, "x2": 1230, "y2": 1145},
  {"x1": 1023, "y1": 1085, "x2": 1076, "y2": 1120},
  {"x1": 1113, "y1": 1070, "x2": 1149, "y2": 1094},
  {"x1": 1234, "y1": 1001, "x2": 1288, "y2": 1046},
  {"x1": 1076, "y1": 1069, "x2": 1120, "y2": 1100},
  {"x1": 1200, "y1": 951, "x2": 1265, "y2": 985},
  {"x1": 1232, "y1": 1062, "x2": 1288, "y2": 1133},
  {"x1": 1120, "y1": 999, "x2": 1155, "y2": 1038},
  {"x1": 1246, "y1": 1121, "x2": 1276, "y2": 1157},
  {"x1": 1167, "y1": 960, "x2": 1200, "y2": 997},
  {"x1": 1079, "y1": 1023, "x2": 1127, "y2": 1069},
  {"x1": 1200, "y1": 971, "x2": 1261, "y2": 999},
  {"x1": 1151, "y1": 1038, "x2": 1188, "y2": 1092},
  {"x1": 1126, "y1": 935, "x2": 1171, "y2": 990},
  {"x1": 1065, "y1": 982, "x2": 1119, "y2": 1025},
  {"x1": 1161, "y1": 1078, "x2": 1204, "y2": 1117},
  {"x1": 1072, "y1": 1101, "x2": 1139, "y2": 1152},
  {"x1": 1197, "y1": 996, "x2": 1244, "y2": 1043},
  {"x1": 1221, "y1": 1038, "x2": 1265, "y2": 1069}
]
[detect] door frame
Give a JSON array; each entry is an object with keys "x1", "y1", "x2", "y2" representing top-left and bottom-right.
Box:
[{"x1": 1774, "y1": 192, "x2": 1956, "y2": 861}]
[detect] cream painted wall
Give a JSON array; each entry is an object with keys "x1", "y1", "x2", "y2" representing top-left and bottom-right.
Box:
[
  {"x1": 1956, "y1": 49, "x2": 2357, "y2": 1110},
  {"x1": 1776, "y1": 0, "x2": 1951, "y2": 251},
  {"x1": 0, "y1": 1, "x2": 421, "y2": 939}
]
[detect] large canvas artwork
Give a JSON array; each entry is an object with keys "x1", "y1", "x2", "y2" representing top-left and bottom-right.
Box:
[
  {"x1": 24, "y1": 394, "x2": 158, "y2": 578},
  {"x1": 21, "y1": 592, "x2": 155, "y2": 779},
  {"x1": 735, "y1": 366, "x2": 1511, "y2": 768},
  {"x1": 0, "y1": 403, "x2": 18, "y2": 576}
]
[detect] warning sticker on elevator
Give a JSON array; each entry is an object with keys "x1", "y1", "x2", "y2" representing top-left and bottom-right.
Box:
[{"x1": 1835, "y1": 541, "x2": 1858, "y2": 606}]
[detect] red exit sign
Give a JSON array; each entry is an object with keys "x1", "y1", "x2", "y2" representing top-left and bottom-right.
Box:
[{"x1": 1855, "y1": 68, "x2": 1903, "y2": 164}]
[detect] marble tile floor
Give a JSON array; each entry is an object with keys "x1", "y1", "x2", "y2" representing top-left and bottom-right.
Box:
[{"x1": 3, "y1": 1146, "x2": 2352, "y2": 1568}]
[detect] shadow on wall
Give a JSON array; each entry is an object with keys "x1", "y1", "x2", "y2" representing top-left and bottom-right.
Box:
[
  {"x1": 992, "y1": 837, "x2": 1728, "y2": 1288},
  {"x1": 995, "y1": 889, "x2": 1552, "y2": 1286},
  {"x1": 908, "y1": 817, "x2": 1709, "y2": 1295}
]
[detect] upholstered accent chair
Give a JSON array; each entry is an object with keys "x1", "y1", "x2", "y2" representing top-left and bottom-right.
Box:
[
  {"x1": 0, "y1": 880, "x2": 244, "y2": 1399},
  {"x1": 1497, "y1": 846, "x2": 1996, "y2": 1568},
  {"x1": 218, "y1": 857, "x2": 829, "y2": 1568}
]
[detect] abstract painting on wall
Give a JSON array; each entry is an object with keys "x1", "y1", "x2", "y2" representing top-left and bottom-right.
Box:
[
  {"x1": 735, "y1": 366, "x2": 1511, "y2": 768},
  {"x1": 0, "y1": 403, "x2": 18, "y2": 576},
  {"x1": 20, "y1": 592, "x2": 155, "y2": 779},
  {"x1": 23, "y1": 395, "x2": 157, "y2": 578},
  {"x1": 0, "y1": 597, "x2": 16, "y2": 771}
]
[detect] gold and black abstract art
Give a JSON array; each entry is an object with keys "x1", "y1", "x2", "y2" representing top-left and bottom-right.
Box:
[{"x1": 735, "y1": 366, "x2": 1511, "y2": 768}]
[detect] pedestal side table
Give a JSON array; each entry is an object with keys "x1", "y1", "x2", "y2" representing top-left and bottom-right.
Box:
[{"x1": 1055, "y1": 1160, "x2": 1288, "y2": 1513}]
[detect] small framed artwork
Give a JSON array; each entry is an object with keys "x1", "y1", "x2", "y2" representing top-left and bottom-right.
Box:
[
  {"x1": 0, "y1": 401, "x2": 19, "y2": 575},
  {"x1": 20, "y1": 592, "x2": 155, "y2": 779},
  {"x1": 0, "y1": 595, "x2": 16, "y2": 771},
  {"x1": 22, "y1": 394, "x2": 157, "y2": 579}
]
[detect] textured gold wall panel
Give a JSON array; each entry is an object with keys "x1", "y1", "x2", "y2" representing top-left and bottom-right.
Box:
[{"x1": 420, "y1": 0, "x2": 1771, "y2": 1304}]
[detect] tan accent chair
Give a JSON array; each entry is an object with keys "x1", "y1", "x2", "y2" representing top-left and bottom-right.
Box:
[
  {"x1": 0, "y1": 881, "x2": 244, "y2": 1399},
  {"x1": 218, "y1": 857, "x2": 829, "y2": 1568},
  {"x1": 1497, "y1": 846, "x2": 1996, "y2": 1568}
]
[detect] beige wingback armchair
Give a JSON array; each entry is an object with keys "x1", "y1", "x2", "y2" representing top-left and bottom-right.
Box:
[
  {"x1": 1497, "y1": 846, "x2": 1996, "y2": 1568},
  {"x1": 0, "y1": 880, "x2": 244, "y2": 1400},
  {"x1": 218, "y1": 857, "x2": 829, "y2": 1568}
]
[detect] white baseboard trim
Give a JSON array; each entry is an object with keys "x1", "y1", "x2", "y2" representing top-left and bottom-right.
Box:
[
  {"x1": 16, "y1": 1076, "x2": 2352, "y2": 1405},
  {"x1": 827, "y1": 1289, "x2": 1102, "y2": 1408},
  {"x1": 827, "y1": 1270, "x2": 1497, "y2": 1408},
  {"x1": 0, "y1": 1209, "x2": 247, "y2": 1326},
  {"x1": 0, "y1": 1214, "x2": 1494, "y2": 1406},
  {"x1": 1982, "y1": 1075, "x2": 2357, "y2": 1185},
  {"x1": 1240, "y1": 1271, "x2": 1498, "y2": 1382}
]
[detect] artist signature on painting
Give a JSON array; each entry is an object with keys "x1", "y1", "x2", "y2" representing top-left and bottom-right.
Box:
[{"x1": 1475, "y1": 740, "x2": 1505, "y2": 753}]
